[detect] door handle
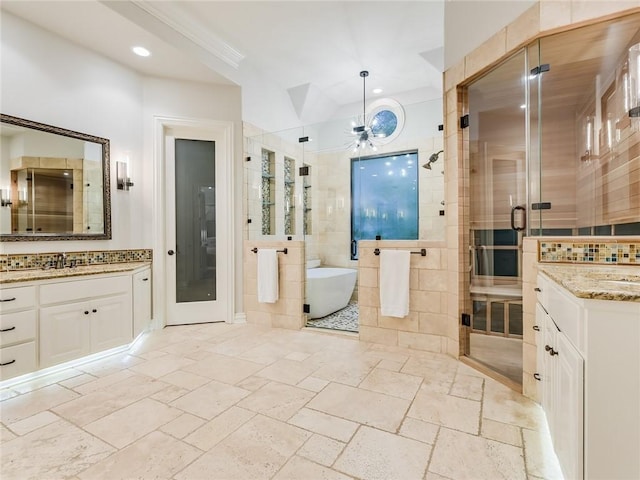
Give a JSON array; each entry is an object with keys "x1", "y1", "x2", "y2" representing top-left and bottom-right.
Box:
[
  {"x1": 510, "y1": 205, "x2": 526, "y2": 231},
  {"x1": 351, "y1": 240, "x2": 357, "y2": 259},
  {"x1": 168, "y1": 250, "x2": 175, "y2": 256}
]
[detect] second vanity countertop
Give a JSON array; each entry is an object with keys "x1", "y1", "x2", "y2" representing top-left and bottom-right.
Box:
[
  {"x1": 0, "y1": 262, "x2": 151, "y2": 285},
  {"x1": 538, "y1": 264, "x2": 640, "y2": 303}
]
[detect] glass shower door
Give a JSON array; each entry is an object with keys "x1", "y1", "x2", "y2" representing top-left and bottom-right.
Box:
[{"x1": 466, "y1": 49, "x2": 528, "y2": 384}]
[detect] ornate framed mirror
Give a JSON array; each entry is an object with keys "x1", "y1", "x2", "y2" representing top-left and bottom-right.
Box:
[{"x1": 0, "y1": 114, "x2": 111, "y2": 241}]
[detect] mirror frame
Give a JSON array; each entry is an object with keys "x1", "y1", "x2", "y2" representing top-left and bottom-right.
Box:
[{"x1": 0, "y1": 113, "x2": 111, "y2": 241}]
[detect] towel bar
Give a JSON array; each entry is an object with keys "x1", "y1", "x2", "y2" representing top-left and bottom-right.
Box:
[
  {"x1": 373, "y1": 248, "x2": 426, "y2": 256},
  {"x1": 251, "y1": 247, "x2": 288, "y2": 254}
]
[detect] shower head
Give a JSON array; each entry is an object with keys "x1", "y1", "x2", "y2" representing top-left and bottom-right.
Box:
[
  {"x1": 429, "y1": 150, "x2": 444, "y2": 163},
  {"x1": 422, "y1": 150, "x2": 443, "y2": 169}
]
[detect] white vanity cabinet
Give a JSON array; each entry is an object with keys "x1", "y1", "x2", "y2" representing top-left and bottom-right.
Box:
[
  {"x1": 39, "y1": 274, "x2": 132, "y2": 368},
  {"x1": 132, "y1": 266, "x2": 152, "y2": 337},
  {"x1": 535, "y1": 272, "x2": 640, "y2": 480},
  {"x1": 0, "y1": 285, "x2": 37, "y2": 380}
]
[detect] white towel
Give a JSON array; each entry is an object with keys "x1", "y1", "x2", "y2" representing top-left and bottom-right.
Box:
[
  {"x1": 379, "y1": 250, "x2": 411, "y2": 318},
  {"x1": 257, "y1": 249, "x2": 279, "y2": 303}
]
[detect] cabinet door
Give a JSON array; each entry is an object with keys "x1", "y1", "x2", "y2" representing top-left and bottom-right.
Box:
[
  {"x1": 541, "y1": 311, "x2": 557, "y2": 433},
  {"x1": 40, "y1": 302, "x2": 91, "y2": 368},
  {"x1": 133, "y1": 268, "x2": 152, "y2": 337},
  {"x1": 90, "y1": 293, "x2": 132, "y2": 352},
  {"x1": 554, "y1": 332, "x2": 584, "y2": 480}
]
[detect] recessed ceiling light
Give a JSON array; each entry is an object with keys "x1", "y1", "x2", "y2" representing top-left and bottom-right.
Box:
[
  {"x1": 132, "y1": 46, "x2": 151, "y2": 57},
  {"x1": 372, "y1": 88, "x2": 383, "y2": 94}
]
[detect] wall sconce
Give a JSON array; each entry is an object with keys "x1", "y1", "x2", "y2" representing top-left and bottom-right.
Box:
[
  {"x1": 116, "y1": 161, "x2": 134, "y2": 191},
  {"x1": 0, "y1": 188, "x2": 12, "y2": 207},
  {"x1": 628, "y1": 43, "x2": 640, "y2": 118}
]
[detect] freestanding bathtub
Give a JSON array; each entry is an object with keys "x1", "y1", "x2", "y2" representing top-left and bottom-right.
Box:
[{"x1": 306, "y1": 267, "x2": 357, "y2": 319}]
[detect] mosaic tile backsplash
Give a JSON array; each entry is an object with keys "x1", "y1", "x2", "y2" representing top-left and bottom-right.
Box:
[
  {"x1": 0, "y1": 249, "x2": 152, "y2": 272},
  {"x1": 539, "y1": 241, "x2": 639, "y2": 264}
]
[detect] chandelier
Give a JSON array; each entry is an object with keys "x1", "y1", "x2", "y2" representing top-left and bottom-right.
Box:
[{"x1": 351, "y1": 70, "x2": 381, "y2": 152}]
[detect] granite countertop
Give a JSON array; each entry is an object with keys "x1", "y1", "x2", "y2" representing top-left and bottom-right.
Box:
[
  {"x1": 0, "y1": 262, "x2": 151, "y2": 285},
  {"x1": 538, "y1": 264, "x2": 640, "y2": 302}
]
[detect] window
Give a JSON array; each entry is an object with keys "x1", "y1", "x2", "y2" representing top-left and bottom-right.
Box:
[{"x1": 351, "y1": 151, "x2": 418, "y2": 259}]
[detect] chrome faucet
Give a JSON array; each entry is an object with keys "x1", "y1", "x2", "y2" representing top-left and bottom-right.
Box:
[{"x1": 55, "y1": 252, "x2": 67, "y2": 269}]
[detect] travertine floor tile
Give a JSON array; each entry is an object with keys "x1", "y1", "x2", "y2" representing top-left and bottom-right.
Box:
[
  {"x1": 1, "y1": 419, "x2": 114, "y2": 479},
  {"x1": 358, "y1": 367, "x2": 422, "y2": 400},
  {"x1": 128, "y1": 353, "x2": 196, "y2": 379},
  {"x1": 77, "y1": 431, "x2": 201, "y2": 480},
  {"x1": 288, "y1": 408, "x2": 358, "y2": 442},
  {"x1": 481, "y1": 417, "x2": 523, "y2": 447},
  {"x1": 84, "y1": 398, "x2": 183, "y2": 449},
  {"x1": 273, "y1": 455, "x2": 352, "y2": 480},
  {"x1": 182, "y1": 353, "x2": 264, "y2": 384},
  {"x1": 170, "y1": 380, "x2": 250, "y2": 419},
  {"x1": 0, "y1": 322, "x2": 563, "y2": 480},
  {"x1": 237, "y1": 381, "x2": 315, "y2": 421},
  {"x1": 183, "y1": 406, "x2": 255, "y2": 451},
  {"x1": 334, "y1": 426, "x2": 431, "y2": 480},
  {"x1": 408, "y1": 386, "x2": 481, "y2": 434},
  {"x1": 255, "y1": 358, "x2": 319, "y2": 385},
  {"x1": 7, "y1": 410, "x2": 59, "y2": 436},
  {"x1": 297, "y1": 433, "x2": 345, "y2": 466},
  {"x1": 429, "y1": 427, "x2": 526, "y2": 479},
  {"x1": 483, "y1": 381, "x2": 545, "y2": 430},
  {"x1": 1, "y1": 384, "x2": 78, "y2": 424},
  {"x1": 399, "y1": 416, "x2": 439, "y2": 444},
  {"x1": 159, "y1": 412, "x2": 206, "y2": 440},
  {"x1": 175, "y1": 414, "x2": 311, "y2": 480},
  {"x1": 52, "y1": 375, "x2": 167, "y2": 426},
  {"x1": 307, "y1": 382, "x2": 410, "y2": 432}
]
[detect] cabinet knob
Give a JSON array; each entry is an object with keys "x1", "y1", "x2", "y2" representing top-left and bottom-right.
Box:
[
  {"x1": 533, "y1": 373, "x2": 541, "y2": 381},
  {"x1": 168, "y1": 250, "x2": 175, "y2": 256},
  {"x1": 545, "y1": 345, "x2": 552, "y2": 351},
  {"x1": 532, "y1": 325, "x2": 540, "y2": 331},
  {"x1": 534, "y1": 287, "x2": 541, "y2": 292},
  {"x1": 84, "y1": 311, "x2": 90, "y2": 315},
  {"x1": 142, "y1": 278, "x2": 149, "y2": 281},
  {"x1": 549, "y1": 348, "x2": 558, "y2": 356},
  {"x1": 92, "y1": 309, "x2": 97, "y2": 313}
]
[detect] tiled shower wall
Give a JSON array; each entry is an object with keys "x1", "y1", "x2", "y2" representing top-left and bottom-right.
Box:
[
  {"x1": 243, "y1": 240, "x2": 305, "y2": 330},
  {"x1": 357, "y1": 240, "x2": 450, "y2": 353},
  {"x1": 0, "y1": 249, "x2": 152, "y2": 272}
]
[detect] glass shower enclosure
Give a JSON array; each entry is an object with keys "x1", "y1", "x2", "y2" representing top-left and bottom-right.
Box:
[{"x1": 464, "y1": 12, "x2": 640, "y2": 384}]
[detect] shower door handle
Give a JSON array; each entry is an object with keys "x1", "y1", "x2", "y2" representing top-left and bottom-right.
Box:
[
  {"x1": 510, "y1": 205, "x2": 526, "y2": 231},
  {"x1": 351, "y1": 240, "x2": 357, "y2": 259}
]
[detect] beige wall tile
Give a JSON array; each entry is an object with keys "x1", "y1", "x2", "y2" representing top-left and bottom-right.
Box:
[
  {"x1": 444, "y1": 61, "x2": 465, "y2": 91},
  {"x1": 464, "y1": 28, "x2": 507, "y2": 79},
  {"x1": 358, "y1": 305, "x2": 378, "y2": 327},
  {"x1": 506, "y1": 3, "x2": 540, "y2": 51},
  {"x1": 398, "y1": 331, "x2": 443, "y2": 353},
  {"x1": 378, "y1": 312, "x2": 419, "y2": 333},
  {"x1": 359, "y1": 326, "x2": 398, "y2": 347},
  {"x1": 571, "y1": 1, "x2": 640, "y2": 24},
  {"x1": 539, "y1": 1, "x2": 572, "y2": 31}
]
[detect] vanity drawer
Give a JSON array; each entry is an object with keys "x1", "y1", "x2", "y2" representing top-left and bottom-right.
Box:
[
  {"x1": 40, "y1": 275, "x2": 129, "y2": 305},
  {"x1": 0, "y1": 286, "x2": 37, "y2": 314},
  {"x1": 0, "y1": 310, "x2": 37, "y2": 347},
  {"x1": 0, "y1": 341, "x2": 37, "y2": 380}
]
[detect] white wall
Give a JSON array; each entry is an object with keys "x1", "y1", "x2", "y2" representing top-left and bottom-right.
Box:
[
  {"x1": 444, "y1": 0, "x2": 536, "y2": 70},
  {"x1": 1, "y1": 11, "x2": 144, "y2": 253}
]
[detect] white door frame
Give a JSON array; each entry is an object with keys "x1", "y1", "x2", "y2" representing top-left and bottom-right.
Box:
[{"x1": 152, "y1": 116, "x2": 235, "y2": 326}]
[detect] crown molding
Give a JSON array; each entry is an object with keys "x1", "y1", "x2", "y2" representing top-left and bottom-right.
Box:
[{"x1": 131, "y1": 0, "x2": 244, "y2": 69}]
